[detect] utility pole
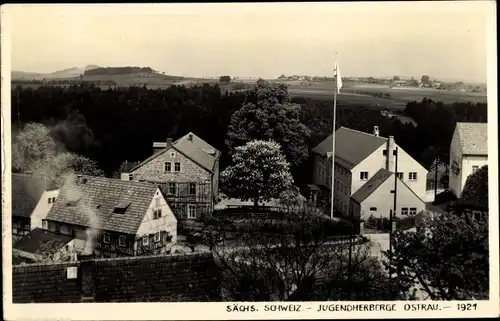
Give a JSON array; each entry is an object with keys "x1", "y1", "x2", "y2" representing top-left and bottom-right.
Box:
[
  {"x1": 434, "y1": 156, "x2": 440, "y2": 200},
  {"x1": 389, "y1": 147, "x2": 399, "y2": 296}
]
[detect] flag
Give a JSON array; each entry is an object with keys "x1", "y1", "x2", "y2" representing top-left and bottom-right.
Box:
[{"x1": 334, "y1": 62, "x2": 343, "y2": 93}]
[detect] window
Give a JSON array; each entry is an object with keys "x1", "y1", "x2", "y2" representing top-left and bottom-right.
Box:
[
  {"x1": 103, "y1": 232, "x2": 110, "y2": 244},
  {"x1": 360, "y1": 172, "x2": 369, "y2": 180},
  {"x1": 383, "y1": 149, "x2": 387, "y2": 156},
  {"x1": 155, "y1": 197, "x2": 161, "y2": 208},
  {"x1": 153, "y1": 209, "x2": 162, "y2": 219},
  {"x1": 154, "y1": 231, "x2": 161, "y2": 242},
  {"x1": 472, "y1": 165, "x2": 479, "y2": 174},
  {"x1": 397, "y1": 172, "x2": 404, "y2": 180},
  {"x1": 143, "y1": 235, "x2": 149, "y2": 246},
  {"x1": 60, "y1": 225, "x2": 70, "y2": 236},
  {"x1": 409, "y1": 207, "x2": 417, "y2": 215},
  {"x1": 48, "y1": 198, "x2": 52, "y2": 204},
  {"x1": 168, "y1": 182, "x2": 176, "y2": 195},
  {"x1": 369, "y1": 207, "x2": 377, "y2": 211},
  {"x1": 401, "y1": 208, "x2": 409, "y2": 216},
  {"x1": 119, "y1": 235, "x2": 126, "y2": 247},
  {"x1": 174, "y1": 162, "x2": 181, "y2": 172},
  {"x1": 128, "y1": 174, "x2": 134, "y2": 181},
  {"x1": 164, "y1": 162, "x2": 172, "y2": 172},
  {"x1": 408, "y1": 172, "x2": 417, "y2": 181},
  {"x1": 189, "y1": 183, "x2": 196, "y2": 195},
  {"x1": 187, "y1": 205, "x2": 197, "y2": 219},
  {"x1": 42, "y1": 220, "x2": 48, "y2": 230}
]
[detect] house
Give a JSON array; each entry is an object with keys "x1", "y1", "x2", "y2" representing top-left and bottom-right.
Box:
[
  {"x1": 43, "y1": 175, "x2": 177, "y2": 258},
  {"x1": 350, "y1": 168, "x2": 426, "y2": 220},
  {"x1": 11, "y1": 173, "x2": 60, "y2": 241},
  {"x1": 311, "y1": 126, "x2": 428, "y2": 216},
  {"x1": 449, "y1": 122, "x2": 488, "y2": 198},
  {"x1": 120, "y1": 132, "x2": 221, "y2": 221},
  {"x1": 13, "y1": 228, "x2": 77, "y2": 263}
]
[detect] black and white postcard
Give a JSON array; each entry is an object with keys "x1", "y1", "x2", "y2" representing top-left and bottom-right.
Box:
[{"x1": 1, "y1": 2, "x2": 498, "y2": 319}]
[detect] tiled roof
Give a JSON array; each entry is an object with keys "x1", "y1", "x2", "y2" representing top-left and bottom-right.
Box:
[
  {"x1": 311, "y1": 127, "x2": 387, "y2": 169},
  {"x1": 456, "y1": 122, "x2": 488, "y2": 156},
  {"x1": 12, "y1": 173, "x2": 59, "y2": 218},
  {"x1": 13, "y1": 228, "x2": 74, "y2": 255},
  {"x1": 131, "y1": 132, "x2": 220, "y2": 173},
  {"x1": 460, "y1": 165, "x2": 488, "y2": 209},
  {"x1": 351, "y1": 169, "x2": 393, "y2": 203},
  {"x1": 45, "y1": 175, "x2": 158, "y2": 235}
]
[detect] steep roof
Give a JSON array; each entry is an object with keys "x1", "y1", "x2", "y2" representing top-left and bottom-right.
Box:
[
  {"x1": 131, "y1": 132, "x2": 220, "y2": 174},
  {"x1": 311, "y1": 127, "x2": 387, "y2": 169},
  {"x1": 45, "y1": 175, "x2": 159, "y2": 235},
  {"x1": 13, "y1": 228, "x2": 74, "y2": 255},
  {"x1": 12, "y1": 173, "x2": 59, "y2": 218},
  {"x1": 351, "y1": 169, "x2": 393, "y2": 203},
  {"x1": 456, "y1": 122, "x2": 488, "y2": 156}
]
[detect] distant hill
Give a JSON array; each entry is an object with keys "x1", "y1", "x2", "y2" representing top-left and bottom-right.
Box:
[
  {"x1": 84, "y1": 66, "x2": 156, "y2": 76},
  {"x1": 12, "y1": 65, "x2": 101, "y2": 80}
]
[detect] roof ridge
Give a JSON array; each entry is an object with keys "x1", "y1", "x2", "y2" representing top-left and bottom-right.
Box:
[{"x1": 339, "y1": 126, "x2": 388, "y2": 140}]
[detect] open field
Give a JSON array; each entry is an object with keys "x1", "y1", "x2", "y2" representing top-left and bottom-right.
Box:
[{"x1": 12, "y1": 77, "x2": 487, "y2": 109}]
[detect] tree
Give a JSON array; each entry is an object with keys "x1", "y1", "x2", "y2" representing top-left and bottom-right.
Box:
[
  {"x1": 219, "y1": 75, "x2": 231, "y2": 83},
  {"x1": 210, "y1": 206, "x2": 397, "y2": 301},
  {"x1": 421, "y1": 75, "x2": 430, "y2": 85},
  {"x1": 12, "y1": 122, "x2": 57, "y2": 173},
  {"x1": 220, "y1": 140, "x2": 294, "y2": 207},
  {"x1": 12, "y1": 122, "x2": 104, "y2": 185},
  {"x1": 393, "y1": 76, "x2": 400, "y2": 81},
  {"x1": 461, "y1": 165, "x2": 488, "y2": 208},
  {"x1": 384, "y1": 212, "x2": 488, "y2": 300},
  {"x1": 225, "y1": 82, "x2": 311, "y2": 167}
]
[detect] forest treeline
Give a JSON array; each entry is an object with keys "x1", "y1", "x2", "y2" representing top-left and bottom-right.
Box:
[{"x1": 11, "y1": 83, "x2": 487, "y2": 186}]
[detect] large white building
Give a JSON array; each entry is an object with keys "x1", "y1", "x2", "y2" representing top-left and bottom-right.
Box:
[
  {"x1": 311, "y1": 126, "x2": 428, "y2": 219},
  {"x1": 449, "y1": 122, "x2": 488, "y2": 198}
]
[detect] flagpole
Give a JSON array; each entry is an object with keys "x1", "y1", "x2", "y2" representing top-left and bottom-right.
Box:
[{"x1": 330, "y1": 54, "x2": 338, "y2": 220}]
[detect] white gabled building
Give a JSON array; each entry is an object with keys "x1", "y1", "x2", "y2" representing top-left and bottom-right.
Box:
[
  {"x1": 311, "y1": 126, "x2": 428, "y2": 218},
  {"x1": 449, "y1": 122, "x2": 488, "y2": 198}
]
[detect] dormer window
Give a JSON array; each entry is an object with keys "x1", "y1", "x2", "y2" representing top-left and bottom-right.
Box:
[
  {"x1": 66, "y1": 197, "x2": 82, "y2": 207},
  {"x1": 113, "y1": 201, "x2": 131, "y2": 214}
]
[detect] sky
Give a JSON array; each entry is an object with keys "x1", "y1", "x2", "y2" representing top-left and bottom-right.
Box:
[{"x1": 4, "y1": 2, "x2": 494, "y2": 82}]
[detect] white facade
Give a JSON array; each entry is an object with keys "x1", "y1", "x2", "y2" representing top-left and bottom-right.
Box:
[
  {"x1": 30, "y1": 189, "x2": 60, "y2": 230},
  {"x1": 353, "y1": 144, "x2": 427, "y2": 200},
  {"x1": 449, "y1": 124, "x2": 488, "y2": 198},
  {"x1": 351, "y1": 175, "x2": 426, "y2": 220},
  {"x1": 136, "y1": 188, "x2": 178, "y2": 245}
]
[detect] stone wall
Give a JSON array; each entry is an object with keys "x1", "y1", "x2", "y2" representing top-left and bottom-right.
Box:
[{"x1": 12, "y1": 252, "x2": 219, "y2": 303}]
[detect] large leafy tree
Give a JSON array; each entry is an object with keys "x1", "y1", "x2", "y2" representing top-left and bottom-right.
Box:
[
  {"x1": 225, "y1": 81, "x2": 311, "y2": 167},
  {"x1": 220, "y1": 140, "x2": 294, "y2": 207},
  {"x1": 384, "y1": 212, "x2": 488, "y2": 300},
  {"x1": 12, "y1": 122, "x2": 104, "y2": 185}
]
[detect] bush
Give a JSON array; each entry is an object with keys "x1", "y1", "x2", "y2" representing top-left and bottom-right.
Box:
[{"x1": 433, "y1": 190, "x2": 457, "y2": 205}]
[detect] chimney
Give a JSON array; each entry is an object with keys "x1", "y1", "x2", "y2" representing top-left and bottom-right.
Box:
[
  {"x1": 188, "y1": 133, "x2": 193, "y2": 141},
  {"x1": 373, "y1": 126, "x2": 380, "y2": 137},
  {"x1": 167, "y1": 138, "x2": 173, "y2": 149},
  {"x1": 386, "y1": 136, "x2": 395, "y2": 172}
]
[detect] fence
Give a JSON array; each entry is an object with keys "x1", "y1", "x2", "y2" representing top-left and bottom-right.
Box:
[{"x1": 363, "y1": 211, "x2": 424, "y2": 233}]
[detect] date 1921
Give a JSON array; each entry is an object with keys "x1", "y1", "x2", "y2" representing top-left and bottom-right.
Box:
[{"x1": 457, "y1": 303, "x2": 478, "y2": 311}]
